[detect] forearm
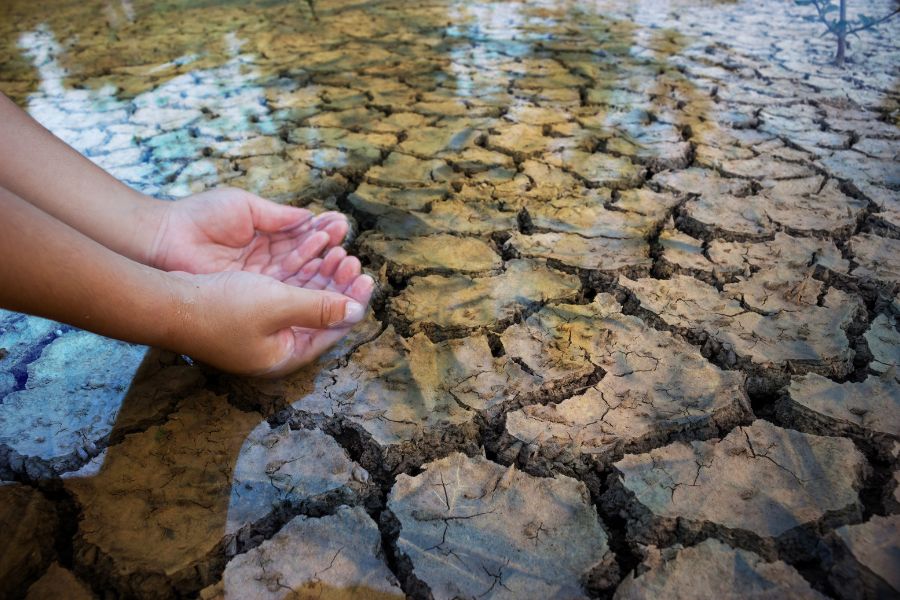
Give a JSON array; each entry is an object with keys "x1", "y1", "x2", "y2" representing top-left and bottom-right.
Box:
[
  {"x1": 0, "y1": 186, "x2": 186, "y2": 350},
  {"x1": 0, "y1": 93, "x2": 166, "y2": 264}
]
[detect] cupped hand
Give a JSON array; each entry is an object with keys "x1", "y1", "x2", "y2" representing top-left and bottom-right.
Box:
[
  {"x1": 172, "y1": 247, "x2": 375, "y2": 377},
  {"x1": 149, "y1": 187, "x2": 350, "y2": 280}
]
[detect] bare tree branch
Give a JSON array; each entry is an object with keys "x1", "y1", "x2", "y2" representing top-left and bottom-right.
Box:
[{"x1": 846, "y1": 7, "x2": 900, "y2": 34}]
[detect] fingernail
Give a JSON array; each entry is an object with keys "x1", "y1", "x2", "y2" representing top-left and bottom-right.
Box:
[{"x1": 330, "y1": 301, "x2": 365, "y2": 328}]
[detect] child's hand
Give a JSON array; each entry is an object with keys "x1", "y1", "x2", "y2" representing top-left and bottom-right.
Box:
[
  {"x1": 149, "y1": 187, "x2": 349, "y2": 281},
  {"x1": 171, "y1": 250, "x2": 374, "y2": 377}
]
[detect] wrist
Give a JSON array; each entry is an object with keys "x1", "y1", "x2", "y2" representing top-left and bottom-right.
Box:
[
  {"x1": 127, "y1": 191, "x2": 172, "y2": 267},
  {"x1": 153, "y1": 269, "x2": 204, "y2": 356}
]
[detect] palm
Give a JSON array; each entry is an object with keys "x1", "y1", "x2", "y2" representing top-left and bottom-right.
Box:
[
  {"x1": 151, "y1": 187, "x2": 350, "y2": 280},
  {"x1": 277, "y1": 247, "x2": 376, "y2": 369}
]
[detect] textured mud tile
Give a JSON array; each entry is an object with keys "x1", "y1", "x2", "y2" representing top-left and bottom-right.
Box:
[
  {"x1": 852, "y1": 138, "x2": 900, "y2": 162},
  {"x1": 723, "y1": 267, "x2": 824, "y2": 314},
  {"x1": 849, "y1": 234, "x2": 900, "y2": 285},
  {"x1": 694, "y1": 142, "x2": 757, "y2": 167},
  {"x1": 605, "y1": 420, "x2": 867, "y2": 557},
  {"x1": 65, "y1": 392, "x2": 263, "y2": 597},
  {"x1": 827, "y1": 515, "x2": 900, "y2": 600},
  {"x1": 347, "y1": 182, "x2": 448, "y2": 219},
  {"x1": 760, "y1": 177, "x2": 867, "y2": 237},
  {"x1": 823, "y1": 115, "x2": 900, "y2": 140},
  {"x1": 227, "y1": 424, "x2": 371, "y2": 542},
  {"x1": 545, "y1": 149, "x2": 643, "y2": 189},
  {"x1": 359, "y1": 233, "x2": 502, "y2": 277},
  {"x1": 0, "y1": 310, "x2": 58, "y2": 398},
  {"x1": 502, "y1": 296, "x2": 749, "y2": 477},
  {"x1": 707, "y1": 232, "x2": 849, "y2": 278},
  {"x1": 446, "y1": 146, "x2": 516, "y2": 174},
  {"x1": 219, "y1": 135, "x2": 284, "y2": 159},
  {"x1": 865, "y1": 314, "x2": 900, "y2": 374},
  {"x1": 607, "y1": 131, "x2": 692, "y2": 172},
  {"x1": 287, "y1": 144, "x2": 381, "y2": 176},
  {"x1": 369, "y1": 111, "x2": 432, "y2": 134},
  {"x1": 201, "y1": 507, "x2": 402, "y2": 600},
  {"x1": 820, "y1": 151, "x2": 900, "y2": 190},
  {"x1": 484, "y1": 122, "x2": 550, "y2": 161},
  {"x1": 526, "y1": 195, "x2": 660, "y2": 239},
  {"x1": 679, "y1": 194, "x2": 775, "y2": 241},
  {"x1": 516, "y1": 159, "x2": 587, "y2": 201},
  {"x1": 0, "y1": 484, "x2": 57, "y2": 597},
  {"x1": 219, "y1": 311, "x2": 383, "y2": 418},
  {"x1": 398, "y1": 123, "x2": 482, "y2": 158},
  {"x1": 366, "y1": 152, "x2": 457, "y2": 188},
  {"x1": 614, "y1": 538, "x2": 826, "y2": 599},
  {"x1": 162, "y1": 158, "x2": 242, "y2": 197},
  {"x1": 505, "y1": 232, "x2": 651, "y2": 275},
  {"x1": 230, "y1": 155, "x2": 340, "y2": 201},
  {"x1": 391, "y1": 259, "x2": 581, "y2": 336},
  {"x1": 777, "y1": 373, "x2": 899, "y2": 460},
  {"x1": 859, "y1": 185, "x2": 900, "y2": 233},
  {"x1": 652, "y1": 167, "x2": 753, "y2": 197},
  {"x1": 657, "y1": 225, "x2": 717, "y2": 281},
  {"x1": 308, "y1": 327, "x2": 541, "y2": 470},
  {"x1": 621, "y1": 275, "x2": 858, "y2": 379},
  {"x1": 388, "y1": 452, "x2": 616, "y2": 599},
  {"x1": 25, "y1": 562, "x2": 94, "y2": 600},
  {"x1": 0, "y1": 330, "x2": 147, "y2": 470},
  {"x1": 504, "y1": 104, "x2": 571, "y2": 126},
  {"x1": 306, "y1": 107, "x2": 384, "y2": 130},
  {"x1": 375, "y1": 200, "x2": 517, "y2": 239},
  {"x1": 612, "y1": 188, "x2": 682, "y2": 222}
]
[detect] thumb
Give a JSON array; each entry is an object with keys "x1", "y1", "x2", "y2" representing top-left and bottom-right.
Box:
[
  {"x1": 267, "y1": 285, "x2": 367, "y2": 331},
  {"x1": 248, "y1": 195, "x2": 313, "y2": 232}
]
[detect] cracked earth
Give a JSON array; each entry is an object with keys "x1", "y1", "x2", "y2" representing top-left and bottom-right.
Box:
[{"x1": 1, "y1": 0, "x2": 899, "y2": 598}]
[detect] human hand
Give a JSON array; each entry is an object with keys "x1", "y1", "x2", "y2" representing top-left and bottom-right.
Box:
[
  {"x1": 171, "y1": 248, "x2": 374, "y2": 377},
  {"x1": 149, "y1": 187, "x2": 350, "y2": 280}
]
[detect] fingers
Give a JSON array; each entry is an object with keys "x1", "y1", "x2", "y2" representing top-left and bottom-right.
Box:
[
  {"x1": 268, "y1": 230, "x2": 331, "y2": 278},
  {"x1": 267, "y1": 284, "x2": 367, "y2": 331},
  {"x1": 247, "y1": 194, "x2": 313, "y2": 233}
]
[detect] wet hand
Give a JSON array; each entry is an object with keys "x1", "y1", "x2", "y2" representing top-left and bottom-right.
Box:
[
  {"x1": 172, "y1": 250, "x2": 374, "y2": 377},
  {"x1": 149, "y1": 187, "x2": 349, "y2": 281}
]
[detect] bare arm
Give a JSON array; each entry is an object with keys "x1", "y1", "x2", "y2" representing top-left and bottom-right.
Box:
[
  {"x1": 0, "y1": 93, "x2": 166, "y2": 264},
  {"x1": 0, "y1": 186, "x2": 369, "y2": 376}
]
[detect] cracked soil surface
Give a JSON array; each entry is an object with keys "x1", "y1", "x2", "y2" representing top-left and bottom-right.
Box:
[{"x1": 0, "y1": 0, "x2": 898, "y2": 598}]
